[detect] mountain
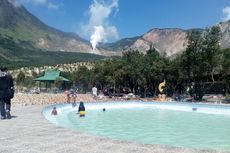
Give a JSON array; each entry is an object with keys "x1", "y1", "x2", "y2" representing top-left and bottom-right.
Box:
[
  {"x1": 0, "y1": 0, "x2": 93, "y2": 53},
  {"x1": 101, "y1": 21, "x2": 230, "y2": 57},
  {"x1": 98, "y1": 36, "x2": 140, "y2": 51},
  {"x1": 101, "y1": 28, "x2": 191, "y2": 57},
  {"x1": 1, "y1": 0, "x2": 230, "y2": 62},
  {"x1": 0, "y1": 35, "x2": 105, "y2": 69},
  {"x1": 100, "y1": 28, "x2": 190, "y2": 57},
  {"x1": 0, "y1": 0, "x2": 108, "y2": 68},
  {"x1": 131, "y1": 28, "x2": 188, "y2": 57},
  {"x1": 0, "y1": 0, "x2": 190, "y2": 57}
]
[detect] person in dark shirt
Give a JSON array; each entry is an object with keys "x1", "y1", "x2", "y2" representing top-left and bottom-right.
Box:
[
  {"x1": 78, "y1": 101, "x2": 85, "y2": 117},
  {"x1": 0, "y1": 67, "x2": 14, "y2": 120}
]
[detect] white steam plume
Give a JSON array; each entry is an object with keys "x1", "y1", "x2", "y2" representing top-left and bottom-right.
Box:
[
  {"x1": 90, "y1": 26, "x2": 106, "y2": 51},
  {"x1": 84, "y1": 0, "x2": 119, "y2": 51}
]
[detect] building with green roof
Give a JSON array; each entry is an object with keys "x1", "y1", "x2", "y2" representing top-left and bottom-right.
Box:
[{"x1": 34, "y1": 70, "x2": 69, "y2": 91}]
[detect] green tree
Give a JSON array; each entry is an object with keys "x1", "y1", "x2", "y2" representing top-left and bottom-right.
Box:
[
  {"x1": 72, "y1": 66, "x2": 94, "y2": 92},
  {"x1": 201, "y1": 26, "x2": 221, "y2": 82},
  {"x1": 222, "y1": 48, "x2": 230, "y2": 95},
  {"x1": 122, "y1": 50, "x2": 151, "y2": 97},
  {"x1": 16, "y1": 71, "x2": 26, "y2": 87},
  {"x1": 182, "y1": 27, "x2": 221, "y2": 100},
  {"x1": 146, "y1": 46, "x2": 169, "y2": 96},
  {"x1": 166, "y1": 56, "x2": 185, "y2": 96},
  {"x1": 181, "y1": 29, "x2": 202, "y2": 82}
]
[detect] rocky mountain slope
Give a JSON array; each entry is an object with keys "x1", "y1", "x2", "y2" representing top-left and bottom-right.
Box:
[
  {"x1": 0, "y1": 0, "x2": 107, "y2": 69},
  {"x1": 101, "y1": 28, "x2": 191, "y2": 57},
  {"x1": 0, "y1": 0, "x2": 93, "y2": 53},
  {"x1": 1, "y1": 0, "x2": 230, "y2": 59},
  {"x1": 103, "y1": 21, "x2": 230, "y2": 57},
  {"x1": 219, "y1": 21, "x2": 230, "y2": 49},
  {"x1": 131, "y1": 28, "x2": 188, "y2": 57}
]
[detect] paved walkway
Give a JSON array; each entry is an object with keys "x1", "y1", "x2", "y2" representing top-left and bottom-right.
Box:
[{"x1": 0, "y1": 105, "x2": 228, "y2": 153}]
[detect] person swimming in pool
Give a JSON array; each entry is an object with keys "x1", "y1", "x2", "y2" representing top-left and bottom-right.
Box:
[
  {"x1": 51, "y1": 107, "x2": 58, "y2": 115},
  {"x1": 78, "y1": 101, "x2": 85, "y2": 117}
]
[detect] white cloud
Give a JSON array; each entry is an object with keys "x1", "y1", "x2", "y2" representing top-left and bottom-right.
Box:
[
  {"x1": 222, "y1": 6, "x2": 230, "y2": 21},
  {"x1": 48, "y1": 2, "x2": 59, "y2": 10},
  {"x1": 81, "y1": 0, "x2": 119, "y2": 50}
]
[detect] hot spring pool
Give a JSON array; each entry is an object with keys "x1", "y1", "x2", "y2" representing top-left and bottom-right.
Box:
[{"x1": 43, "y1": 102, "x2": 230, "y2": 151}]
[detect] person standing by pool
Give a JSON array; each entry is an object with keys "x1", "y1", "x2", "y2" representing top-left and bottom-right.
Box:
[
  {"x1": 92, "y1": 85, "x2": 98, "y2": 98},
  {"x1": 78, "y1": 101, "x2": 85, "y2": 117},
  {"x1": 65, "y1": 90, "x2": 71, "y2": 103},
  {"x1": 70, "y1": 89, "x2": 77, "y2": 107},
  {"x1": 0, "y1": 67, "x2": 14, "y2": 120},
  {"x1": 65, "y1": 89, "x2": 77, "y2": 107}
]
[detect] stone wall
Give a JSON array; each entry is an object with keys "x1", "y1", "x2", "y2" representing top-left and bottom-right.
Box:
[{"x1": 11, "y1": 93, "x2": 96, "y2": 106}]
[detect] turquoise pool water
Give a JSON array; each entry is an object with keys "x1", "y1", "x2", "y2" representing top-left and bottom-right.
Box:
[{"x1": 43, "y1": 102, "x2": 230, "y2": 151}]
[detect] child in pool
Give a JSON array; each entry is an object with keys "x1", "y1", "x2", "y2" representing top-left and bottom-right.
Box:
[
  {"x1": 78, "y1": 102, "x2": 85, "y2": 117},
  {"x1": 51, "y1": 107, "x2": 58, "y2": 115}
]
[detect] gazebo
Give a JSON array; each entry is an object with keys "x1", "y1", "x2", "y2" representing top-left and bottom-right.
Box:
[{"x1": 34, "y1": 70, "x2": 69, "y2": 91}]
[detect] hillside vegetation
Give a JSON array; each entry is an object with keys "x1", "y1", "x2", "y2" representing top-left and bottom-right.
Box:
[{"x1": 0, "y1": 37, "x2": 105, "y2": 69}]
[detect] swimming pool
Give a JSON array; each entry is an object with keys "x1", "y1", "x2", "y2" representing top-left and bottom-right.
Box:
[{"x1": 43, "y1": 102, "x2": 230, "y2": 151}]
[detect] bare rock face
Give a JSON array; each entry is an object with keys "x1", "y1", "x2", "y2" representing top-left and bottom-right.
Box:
[
  {"x1": 219, "y1": 20, "x2": 230, "y2": 49},
  {"x1": 37, "y1": 38, "x2": 50, "y2": 48},
  {"x1": 36, "y1": 37, "x2": 93, "y2": 53},
  {"x1": 130, "y1": 29, "x2": 188, "y2": 57},
  {"x1": 129, "y1": 38, "x2": 152, "y2": 53},
  {"x1": 65, "y1": 39, "x2": 92, "y2": 53}
]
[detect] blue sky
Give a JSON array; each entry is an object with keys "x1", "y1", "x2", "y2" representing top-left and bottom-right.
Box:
[{"x1": 12, "y1": 0, "x2": 230, "y2": 42}]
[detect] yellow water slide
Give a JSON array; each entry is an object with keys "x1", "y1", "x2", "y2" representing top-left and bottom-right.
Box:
[{"x1": 158, "y1": 80, "x2": 166, "y2": 93}]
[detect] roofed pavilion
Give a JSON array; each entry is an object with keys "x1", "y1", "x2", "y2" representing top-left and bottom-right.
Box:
[{"x1": 34, "y1": 70, "x2": 69, "y2": 91}]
